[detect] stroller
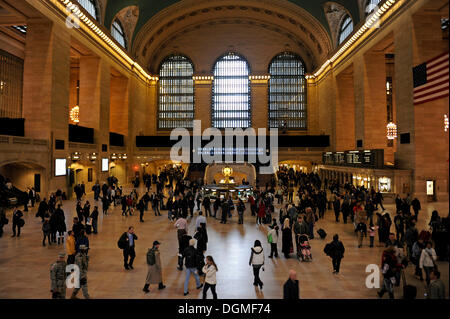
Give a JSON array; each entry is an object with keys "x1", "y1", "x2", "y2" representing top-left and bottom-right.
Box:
[{"x1": 297, "y1": 234, "x2": 312, "y2": 262}]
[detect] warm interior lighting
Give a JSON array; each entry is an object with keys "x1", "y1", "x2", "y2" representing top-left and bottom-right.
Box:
[
  {"x1": 386, "y1": 122, "x2": 397, "y2": 140},
  {"x1": 70, "y1": 106, "x2": 80, "y2": 123},
  {"x1": 445, "y1": 114, "x2": 449, "y2": 132}
]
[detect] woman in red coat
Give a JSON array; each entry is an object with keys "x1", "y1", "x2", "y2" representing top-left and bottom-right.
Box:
[{"x1": 257, "y1": 200, "x2": 266, "y2": 225}]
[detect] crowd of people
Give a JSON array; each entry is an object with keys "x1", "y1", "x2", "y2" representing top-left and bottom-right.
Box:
[{"x1": 0, "y1": 166, "x2": 448, "y2": 300}]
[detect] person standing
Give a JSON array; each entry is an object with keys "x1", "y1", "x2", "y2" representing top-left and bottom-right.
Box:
[
  {"x1": 143, "y1": 241, "x2": 166, "y2": 293},
  {"x1": 411, "y1": 197, "x2": 421, "y2": 216},
  {"x1": 195, "y1": 211, "x2": 207, "y2": 230},
  {"x1": 138, "y1": 199, "x2": 145, "y2": 222},
  {"x1": 237, "y1": 198, "x2": 245, "y2": 224},
  {"x1": 66, "y1": 231, "x2": 76, "y2": 265},
  {"x1": 202, "y1": 196, "x2": 211, "y2": 217},
  {"x1": 220, "y1": 198, "x2": 229, "y2": 224},
  {"x1": 50, "y1": 253, "x2": 67, "y2": 299},
  {"x1": 11, "y1": 208, "x2": 24, "y2": 237},
  {"x1": 305, "y1": 207, "x2": 315, "y2": 239},
  {"x1": 268, "y1": 225, "x2": 279, "y2": 258},
  {"x1": 249, "y1": 240, "x2": 265, "y2": 290},
  {"x1": 281, "y1": 218, "x2": 293, "y2": 258},
  {"x1": 202, "y1": 255, "x2": 218, "y2": 299},
  {"x1": 257, "y1": 200, "x2": 266, "y2": 225},
  {"x1": 283, "y1": 270, "x2": 299, "y2": 299},
  {"x1": 324, "y1": 234, "x2": 345, "y2": 274},
  {"x1": 90, "y1": 206, "x2": 99, "y2": 234},
  {"x1": 182, "y1": 238, "x2": 203, "y2": 296},
  {"x1": 54, "y1": 204, "x2": 66, "y2": 244},
  {"x1": 118, "y1": 226, "x2": 138, "y2": 270},
  {"x1": 70, "y1": 245, "x2": 90, "y2": 299},
  {"x1": 333, "y1": 195, "x2": 341, "y2": 223}
]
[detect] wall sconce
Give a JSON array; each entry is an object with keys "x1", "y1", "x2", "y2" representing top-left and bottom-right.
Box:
[
  {"x1": 386, "y1": 122, "x2": 397, "y2": 140},
  {"x1": 71, "y1": 152, "x2": 81, "y2": 161},
  {"x1": 111, "y1": 153, "x2": 117, "y2": 161},
  {"x1": 70, "y1": 106, "x2": 80, "y2": 124},
  {"x1": 445, "y1": 114, "x2": 449, "y2": 132},
  {"x1": 89, "y1": 152, "x2": 97, "y2": 161}
]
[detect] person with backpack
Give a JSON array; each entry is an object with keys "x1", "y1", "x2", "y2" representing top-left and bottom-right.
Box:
[
  {"x1": 118, "y1": 226, "x2": 138, "y2": 270},
  {"x1": 324, "y1": 234, "x2": 345, "y2": 274},
  {"x1": 249, "y1": 240, "x2": 265, "y2": 290},
  {"x1": 377, "y1": 246, "x2": 398, "y2": 299},
  {"x1": 355, "y1": 220, "x2": 367, "y2": 248},
  {"x1": 202, "y1": 256, "x2": 218, "y2": 299},
  {"x1": 267, "y1": 225, "x2": 279, "y2": 258},
  {"x1": 42, "y1": 217, "x2": 52, "y2": 246},
  {"x1": 182, "y1": 238, "x2": 203, "y2": 296},
  {"x1": 143, "y1": 241, "x2": 166, "y2": 293}
]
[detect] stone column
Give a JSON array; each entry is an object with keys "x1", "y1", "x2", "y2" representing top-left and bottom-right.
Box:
[
  {"x1": 194, "y1": 77, "x2": 212, "y2": 129},
  {"x1": 250, "y1": 77, "x2": 269, "y2": 130}
]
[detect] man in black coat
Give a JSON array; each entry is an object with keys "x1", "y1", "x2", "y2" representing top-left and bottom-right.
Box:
[
  {"x1": 118, "y1": 226, "x2": 138, "y2": 270},
  {"x1": 283, "y1": 270, "x2": 300, "y2": 299}
]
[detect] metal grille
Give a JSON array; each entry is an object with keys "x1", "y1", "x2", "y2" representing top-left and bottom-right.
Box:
[
  {"x1": 268, "y1": 52, "x2": 306, "y2": 130},
  {"x1": 77, "y1": 0, "x2": 99, "y2": 21},
  {"x1": 158, "y1": 55, "x2": 194, "y2": 129},
  {"x1": 111, "y1": 20, "x2": 126, "y2": 49},
  {"x1": 212, "y1": 53, "x2": 250, "y2": 128},
  {"x1": 339, "y1": 16, "x2": 353, "y2": 45},
  {"x1": 0, "y1": 49, "x2": 23, "y2": 118}
]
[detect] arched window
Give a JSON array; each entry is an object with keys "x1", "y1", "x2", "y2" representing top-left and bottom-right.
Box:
[
  {"x1": 158, "y1": 55, "x2": 195, "y2": 129},
  {"x1": 77, "y1": 0, "x2": 99, "y2": 21},
  {"x1": 338, "y1": 15, "x2": 354, "y2": 45},
  {"x1": 268, "y1": 52, "x2": 306, "y2": 130},
  {"x1": 111, "y1": 19, "x2": 126, "y2": 49},
  {"x1": 365, "y1": 0, "x2": 381, "y2": 16},
  {"x1": 212, "y1": 53, "x2": 251, "y2": 128}
]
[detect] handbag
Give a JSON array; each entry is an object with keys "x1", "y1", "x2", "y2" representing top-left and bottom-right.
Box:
[
  {"x1": 426, "y1": 250, "x2": 439, "y2": 272},
  {"x1": 18, "y1": 219, "x2": 25, "y2": 227}
]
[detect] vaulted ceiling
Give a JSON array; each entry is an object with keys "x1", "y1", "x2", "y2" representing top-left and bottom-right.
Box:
[{"x1": 104, "y1": 0, "x2": 361, "y2": 40}]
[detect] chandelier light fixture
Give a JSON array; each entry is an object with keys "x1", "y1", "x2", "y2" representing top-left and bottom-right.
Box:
[
  {"x1": 386, "y1": 122, "x2": 397, "y2": 139},
  {"x1": 70, "y1": 105, "x2": 80, "y2": 123}
]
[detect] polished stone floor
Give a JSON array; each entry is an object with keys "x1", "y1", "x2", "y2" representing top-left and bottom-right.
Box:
[{"x1": 0, "y1": 186, "x2": 448, "y2": 299}]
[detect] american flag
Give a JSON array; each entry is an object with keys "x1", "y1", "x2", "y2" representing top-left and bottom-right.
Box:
[{"x1": 413, "y1": 51, "x2": 449, "y2": 105}]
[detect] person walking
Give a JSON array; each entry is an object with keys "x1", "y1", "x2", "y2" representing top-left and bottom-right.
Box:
[
  {"x1": 268, "y1": 225, "x2": 279, "y2": 258},
  {"x1": 182, "y1": 238, "x2": 203, "y2": 296},
  {"x1": 202, "y1": 196, "x2": 211, "y2": 217},
  {"x1": 50, "y1": 253, "x2": 67, "y2": 299},
  {"x1": 281, "y1": 218, "x2": 293, "y2": 258},
  {"x1": 411, "y1": 197, "x2": 421, "y2": 216},
  {"x1": 11, "y1": 208, "x2": 24, "y2": 237},
  {"x1": 220, "y1": 198, "x2": 229, "y2": 224},
  {"x1": 42, "y1": 217, "x2": 52, "y2": 246},
  {"x1": 54, "y1": 204, "x2": 66, "y2": 244},
  {"x1": 249, "y1": 240, "x2": 265, "y2": 290},
  {"x1": 202, "y1": 255, "x2": 218, "y2": 299},
  {"x1": 71, "y1": 245, "x2": 90, "y2": 299},
  {"x1": 324, "y1": 234, "x2": 345, "y2": 274},
  {"x1": 377, "y1": 246, "x2": 398, "y2": 299},
  {"x1": 138, "y1": 199, "x2": 145, "y2": 222},
  {"x1": 419, "y1": 241, "x2": 437, "y2": 287},
  {"x1": 118, "y1": 226, "x2": 138, "y2": 270},
  {"x1": 283, "y1": 270, "x2": 299, "y2": 299},
  {"x1": 427, "y1": 270, "x2": 445, "y2": 299},
  {"x1": 66, "y1": 230, "x2": 76, "y2": 264},
  {"x1": 143, "y1": 241, "x2": 166, "y2": 293},
  {"x1": 333, "y1": 195, "x2": 341, "y2": 222},
  {"x1": 305, "y1": 207, "x2": 315, "y2": 239}
]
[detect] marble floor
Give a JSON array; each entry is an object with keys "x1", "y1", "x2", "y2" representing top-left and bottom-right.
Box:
[{"x1": 0, "y1": 186, "x2": 448, "y2": 299}]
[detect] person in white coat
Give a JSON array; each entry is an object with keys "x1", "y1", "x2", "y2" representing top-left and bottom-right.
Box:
[
  {"x1": 202, "y1": 255, "x2": 218, "y2": 299},
  {"x1": 419, "y1": 241, "x2": 437, "y2": 286},
  {"x1": 249, "y1": 240, "x2": 265, "y2": 289}
]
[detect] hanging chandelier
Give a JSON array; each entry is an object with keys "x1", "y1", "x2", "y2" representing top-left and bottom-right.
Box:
[
  {"x1": 386, "y1": 122, "x2": 397, "y2": 140},
  {"x1": 70, "y1": 105, "x2": 80, "y2": 124},
  {"x1": 445, "y1": 114, "x2": 449, "y2": 132}
]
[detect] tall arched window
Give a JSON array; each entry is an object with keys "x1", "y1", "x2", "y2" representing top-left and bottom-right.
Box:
[
  {"x1": 212, "y1": 53, "x2": 250, "y2": 128},
  {"x1": 338, "y1": 15, "x2": 354, "y2": 45},
  {"x1": 111, "y1": 19, "x2": 126, "y2": 49},
  {"x1": 365, "y1": 0, "x2": 381, "y2": 16},
  {"x1": 77, "y1": 0, "x2": 99, "y2": 21},
  {"x1": 268, "y1": 52, "x2": 306, "y2": 130},
  {"x1": 158, "y1": 55, "x2": 195, "y2": 129}
]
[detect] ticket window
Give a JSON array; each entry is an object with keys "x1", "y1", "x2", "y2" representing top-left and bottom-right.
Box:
[{"x1": 426, "y1": 180, "x2": 436, "y2": 202}]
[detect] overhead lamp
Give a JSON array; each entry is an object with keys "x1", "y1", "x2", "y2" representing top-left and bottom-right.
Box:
[{"x1": 386, "y1": 122, "x2": 397, "y2": 140}]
